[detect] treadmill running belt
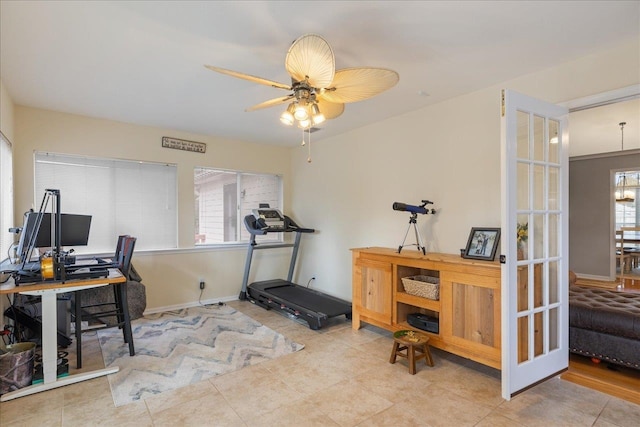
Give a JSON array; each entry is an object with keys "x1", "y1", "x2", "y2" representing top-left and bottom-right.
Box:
[{"x1": 265, "y1": 285, "x2": 348, "y2": 317}]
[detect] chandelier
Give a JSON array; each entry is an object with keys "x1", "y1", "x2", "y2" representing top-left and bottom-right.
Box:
[{"x1": 615, "y1": 122, "x2": 636, "y2": 203}]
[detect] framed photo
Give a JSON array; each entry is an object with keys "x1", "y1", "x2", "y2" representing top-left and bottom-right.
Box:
[{"x1": 463, "y1": 227, "x2": 501, "y2": 261}]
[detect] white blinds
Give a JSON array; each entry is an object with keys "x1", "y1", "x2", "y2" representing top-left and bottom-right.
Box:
[
  {"x1": 34, "y1": 152, "x2": 177, "y2": 253},
  {"x1": 0, "y1": 133, "x2": 13, "y2": 260}
]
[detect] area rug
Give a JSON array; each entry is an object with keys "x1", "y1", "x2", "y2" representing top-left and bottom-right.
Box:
[{"x1": 98, "y1": 305, "x2": 304, "y2": 406}]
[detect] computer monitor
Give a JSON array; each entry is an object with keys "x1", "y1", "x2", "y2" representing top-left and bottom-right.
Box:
[{"x1": 16, "y1": 212, "x2": 92, "y2": 263}]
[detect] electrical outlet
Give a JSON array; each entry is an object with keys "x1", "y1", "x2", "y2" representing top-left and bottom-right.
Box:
[{"x1": 199, "y1": 280, "x2": 205, "y2": 290}]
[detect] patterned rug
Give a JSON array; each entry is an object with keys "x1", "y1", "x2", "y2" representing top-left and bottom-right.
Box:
[{"x1": 98, "y1": 305, "x2": 304, "y2": 406}]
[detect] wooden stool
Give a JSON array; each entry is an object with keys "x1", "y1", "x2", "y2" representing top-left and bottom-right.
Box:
[{"x1": 389, "y1": 330, "x2": 434, "y2": 374}]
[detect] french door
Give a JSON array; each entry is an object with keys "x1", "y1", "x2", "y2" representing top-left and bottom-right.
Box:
[{"x1": 501, "y1": 90, "x2": 569, "y2": 399}]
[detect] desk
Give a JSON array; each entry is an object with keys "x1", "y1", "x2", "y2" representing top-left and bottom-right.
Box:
[{"x1": 0, "y1": 268, "x2": 125, "y2": 401}]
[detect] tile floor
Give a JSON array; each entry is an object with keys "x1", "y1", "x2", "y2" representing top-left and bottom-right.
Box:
[{"x1": 1, "y1": 300, "x2": 640, "y2": 426}]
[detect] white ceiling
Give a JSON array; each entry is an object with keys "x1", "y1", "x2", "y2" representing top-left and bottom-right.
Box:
[
  {"x1": 570, "y1": 98, "x2": 640, "y2": 157},
  {"x1": 1, "y1": 1, "x2": 639, "y2": 148}
]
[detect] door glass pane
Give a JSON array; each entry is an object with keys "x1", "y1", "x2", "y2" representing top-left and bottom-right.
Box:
[
  {"x1": 534, "y1": 165, "x2": 545, "y2": 210},
  {"x1": 518, "y1": 265, "x2": 529, "y2": 311},
  {"x1": 534, "y1": 311, "x2": 543, "y2": 357},
  {"x1": 549, "y1": 261, "x2": 559, "y2": 304},
  {"x1": 518, "y1": 315, "x2": 529, "y2": 363},
  {"x1": 549, "y1": 120, "x2": 559, "y2": 164},
  {"x1": 549, "y1": 166, "x2": 559, "y2": 210},
  {"x1": 534, "y1": 263, "x2": 543, "y2": 309},
  {"x1": 549, "y1": 307, "x2": 559, "y2": 351},
  {"x1": 533, "y1": 115, "x2": 545, "y2": 161},
  {"x1": 533, "y1": 214, "x2": 545, "y2": 259},
  {"x1": 549, "y1": 213, "x2": 559, "y2": 257},
  {"x1": 517, "y1": 163, "x2": 529, "y2": 211},
  {"x1": 518, "y1": 213, "x2": 529, "y2": 261},
  {"x1": 517, "y1": 111, "x2": 530, "y2": 159}
]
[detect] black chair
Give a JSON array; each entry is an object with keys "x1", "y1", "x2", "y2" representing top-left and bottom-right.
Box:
[{"x1": 74, "y1": 235, "x2": 137, "y2": 368}]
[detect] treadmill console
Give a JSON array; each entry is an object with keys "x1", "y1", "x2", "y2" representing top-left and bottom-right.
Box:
[{"x1": 252, "y1": 208, "x2": 286, "y2": 230}]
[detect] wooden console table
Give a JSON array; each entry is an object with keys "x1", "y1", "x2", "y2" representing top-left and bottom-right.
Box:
[{"x1": 352, "y1": 247, "x2": 502, "y2": 369}]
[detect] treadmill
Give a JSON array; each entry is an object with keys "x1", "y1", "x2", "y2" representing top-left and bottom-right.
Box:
[{"x1": 240, "y1": 207, "x2": 351, "y2": 330}]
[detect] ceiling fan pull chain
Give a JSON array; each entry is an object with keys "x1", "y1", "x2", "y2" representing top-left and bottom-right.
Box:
[
  {"x1": 301, "y1": 127, "x2": 306, "y2": 146},
  {"x1": 307, "y1": 128, "x2": 312, "y2": 163}
]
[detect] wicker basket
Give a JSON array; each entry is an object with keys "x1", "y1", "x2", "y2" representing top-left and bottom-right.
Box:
[{"x1": 401, "y1": 275, "x2": 440, "y2": 300}]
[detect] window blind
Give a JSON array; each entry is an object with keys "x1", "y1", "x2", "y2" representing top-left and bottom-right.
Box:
[
  {"x1": 0, "y1": 133, "x2": 13, "y2": 259},
  {"x1": 34, "y1": 152, "x2": 177, "y2": 253}
]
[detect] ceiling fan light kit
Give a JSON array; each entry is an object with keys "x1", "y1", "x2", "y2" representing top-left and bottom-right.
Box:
[
  {"x1": 279, "y1": 103, "x2": 295, "y2": 126},
  {"x1": 205, "y1": 33, "x2": 399, "y2": 161}
]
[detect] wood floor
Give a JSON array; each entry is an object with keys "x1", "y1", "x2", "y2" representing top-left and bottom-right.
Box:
[
  {"x1": 565, "y1": 275, "x2": 640, "y2": 405},
  {"x1": 562, "y1": 354, "x2": 640, "y2": 405},
  {"x1": 617, "y1": 273, "x2": 640, "y2": 293},
  {"x1": 575, "y1": 273, "x2": 640, "y2": 293}
]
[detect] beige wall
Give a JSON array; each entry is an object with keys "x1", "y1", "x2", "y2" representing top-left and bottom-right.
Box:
[
  {"x1": 0, "y1": 79, "x2": 15, "y2": 142},
  {"x1": 291, "y1": 39, "x2": 640, "y2": 301},
  {"x1": 569, "y1": 151, "x2": 640, "y2": 279},
  {"x1": 13, "y1": 107, "x2": 293, "y2": 310},
  {"x1": 8, "y1": 38, "x2": 640, "y2": 308}
]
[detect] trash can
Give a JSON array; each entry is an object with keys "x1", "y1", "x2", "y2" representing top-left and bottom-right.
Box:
[{"x1": 0, "y1": 342, "x2": 36, "y2": 395}]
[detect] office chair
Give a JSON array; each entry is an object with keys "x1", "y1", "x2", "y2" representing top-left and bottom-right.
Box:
[{"x1": 73, "y1": 235, "x2": 137, "y2": 368}]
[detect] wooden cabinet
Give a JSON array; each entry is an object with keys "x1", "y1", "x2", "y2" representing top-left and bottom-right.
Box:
[
  {"x1": 352, "y1": 255, "x2": 393, "y2": 327},
  {"x1": 352, "y1": 247, "x2": 502, "y2": 369}
]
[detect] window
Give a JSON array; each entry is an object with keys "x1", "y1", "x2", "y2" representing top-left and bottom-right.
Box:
[
  {"x1": 34, "y1": 152, "x2": 177, "y2": 253},
  {"x1": 0, "y1": 132, "x2": 13, "y2": 260},
  {"x1": 194, "y1": 168, "x2": 282, "y2": 244},
  {"x1": 615, "y1": 170, "x2": 639, "y2": 229}
]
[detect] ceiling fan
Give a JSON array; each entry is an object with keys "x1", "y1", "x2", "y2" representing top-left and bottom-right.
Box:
[{"x1": 205, "y1": 34, "x2": 399, "y2": 131}]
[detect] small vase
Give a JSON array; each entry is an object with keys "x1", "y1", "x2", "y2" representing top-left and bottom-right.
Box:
[{"x1": 517, "y1": 248, "x2": 524, "y2": 260}]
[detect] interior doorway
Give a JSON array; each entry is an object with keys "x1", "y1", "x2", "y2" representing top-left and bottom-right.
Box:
[
  {"x1": 567, "y1": 89, "x2": 640, "y2": 282},
  {"x1": 562, "y1": 85, "x2": 640, "y2": 403},
  {"x1": 615, "y1": 170, "x2": 640, "y2": 282}
]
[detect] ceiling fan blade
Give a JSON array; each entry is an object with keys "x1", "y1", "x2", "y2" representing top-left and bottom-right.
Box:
[
  {"x1": 316, "y1": 97, "x2": 345, "y2": 119},
  {"x1": 285, "y1": 34, "x2": 335, "y2": 88},
  {"x1": 321, "y1": 67, "x2": 399, "y2": 104},
  {"x1": 245, "y1": 95, "x2": 294, "y2": 112},
  {"x1": 204, "y1": 65, "x2": 291, "y2": 90}
]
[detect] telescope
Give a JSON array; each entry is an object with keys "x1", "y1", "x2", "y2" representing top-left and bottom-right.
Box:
[
  {"x1": 392, "y1": 200, "x2": 436, "y2": 215},
  {"x1": 393, "y1": 199, "x2": 437, "y2": 255}
]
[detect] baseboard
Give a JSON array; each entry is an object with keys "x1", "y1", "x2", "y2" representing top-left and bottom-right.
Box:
[
  {"x1": 143, "y1": 295, "x2": 239, "y2": 315},
  {"x1": 575, "y1": 273, "x2": 615, "y2": 282}
]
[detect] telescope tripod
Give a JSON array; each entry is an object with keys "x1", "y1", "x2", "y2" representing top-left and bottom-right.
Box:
[{"x1": 398, "y1": 213, "x2": 426, "y2": 255}]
